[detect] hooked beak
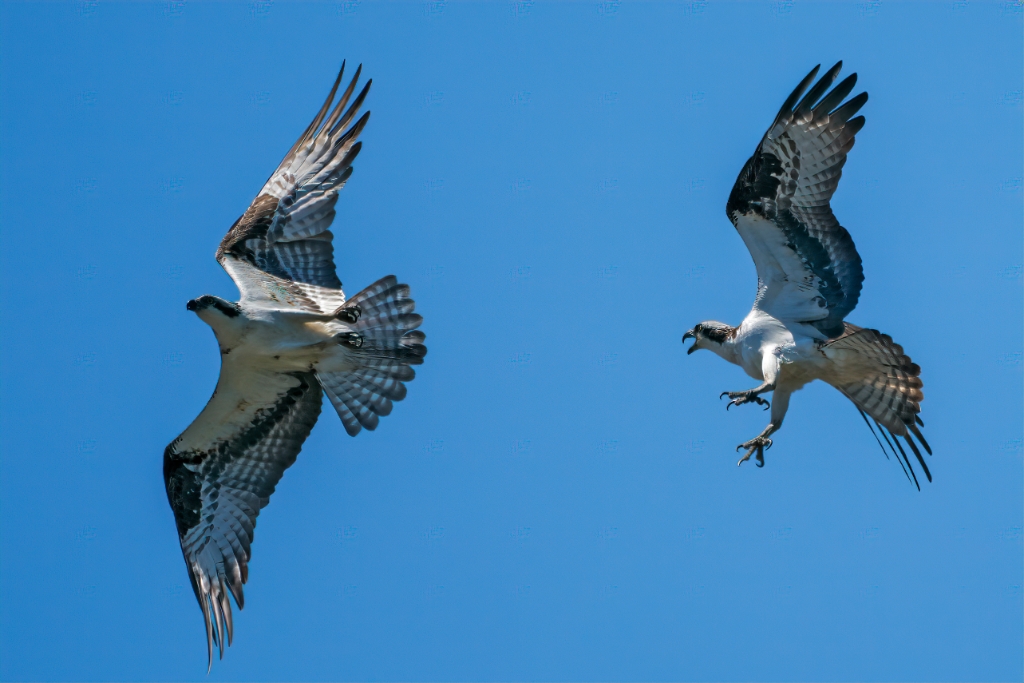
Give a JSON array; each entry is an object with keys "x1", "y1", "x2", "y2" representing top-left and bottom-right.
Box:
[
  {"x1": 186, "y1": 299, "x2": 199, "y2": 311},
  {"x1": 682, "y1": 329, "x2": 697, "y2": 355}
]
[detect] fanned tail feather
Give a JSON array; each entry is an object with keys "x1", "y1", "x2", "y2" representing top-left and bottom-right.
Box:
[
  {"x1": 319, "y1": 276, "x2": 426, "y2": 436},
  {"x1": 824, "y1": 324, "x2": 932, "y2": 487}
]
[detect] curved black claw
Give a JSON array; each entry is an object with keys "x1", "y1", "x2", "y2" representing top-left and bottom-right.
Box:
[
  {"x1": 736, "y1": 436, "x2": 773, "y2": 468},
  {"x1": 339, "y1": 332, "x2": 364, "y2": 348},
  {"x1": 337, "y1": 304, "x2": 362, "y2": 324},
  {"x1": 721, "y1": 391, "x2": 770, "y2": 412}
]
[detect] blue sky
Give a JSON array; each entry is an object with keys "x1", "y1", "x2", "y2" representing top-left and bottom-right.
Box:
[{"x1": 1, "y1": 1, "x2": 1021, "y2": 681}]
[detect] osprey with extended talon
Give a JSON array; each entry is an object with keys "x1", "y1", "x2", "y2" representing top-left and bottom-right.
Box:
[
  {"x1": 682, "y1": 62, "x2": 931, "y2": 484},
  {"x1": 163, "y1": 62, "x2": 426, "y2": 670}
]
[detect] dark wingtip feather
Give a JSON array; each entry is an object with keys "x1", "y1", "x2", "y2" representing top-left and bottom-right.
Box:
[
  {"x1": 329, "y1": 79, "x2": 372, "y2": 139},
  {"x1": 344, "y1": 64, "x2": 364, "y2": 107},
  {"x1": 295, "y1": 63, "x2": 345, "y2": 149},
  {"x1": 887, "y1": 430, "x2": 922, "y2": 490},
  {"x1": 881, "y1": 423, "x2": 920, "y2": 490},
  {"x1": 336, "y1": 112, "x2": 370, "y2": 150},
  {"x1": 201, "y1": 595, "x2": 214, "y2": 673},
  {"x1": 796, "y1": 61, "x2": 843, "y2": 114},
  {"x1": 814, "y1": 72, "x2": 858, "y2": 115},
  {"x1": 335, "y1": 165, "x2": 354, "y2": 188},
  {"x1": 903, "y1": 434, "x2": 932, "y2": 482},
  {"x1": 879, "y1": 422, "x2": 912, "y2": 483},
  {"x1": 845, "y1": 115, "x2": 866, "y2": 136},
  {"x1": 272, "y1": 60, "x2": 352, "y2": 178},
  {"x1": 227, "y1": 579, "x2": 244, "y2": 610},
  {"x1": 338, "y1": 140, "x2": 363, "y2": 170},
  {"x1": 858, "y1": 409, "x2": 915, "y2": 485},
  {"x1": 352, "y1": 79, "x2": 373, "y2": 109},
  {"x1": 221, "y1": 591, "x2": 233, "y2": 647},
  {"x1": 831, "y1": 91, "x2": 868, "y2": 122},
  {"x1": 778, "y1": 64, "x2": 821, "y2": 116},
  {"x1": 212, "y1": 594, "x2": 225, "y2": 661},
  {"x1": 908, "y1": 423, "x2": 932, "y2": 455},
  {"x1": 858, "y1": 409, "x2": 889, "y2": 460},
  {"x1": 321, "y1": 63, "x2": 365, "y2": 139}
]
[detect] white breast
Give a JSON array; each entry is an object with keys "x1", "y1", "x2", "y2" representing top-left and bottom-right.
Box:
[{"x1": 732, "y1": 308, "x2": 823, "y2": 380}]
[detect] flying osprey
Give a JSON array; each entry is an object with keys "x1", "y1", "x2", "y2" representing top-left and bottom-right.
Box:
[
  {"x1": 682, "y1": 62, "x2": 931, "y2": 486},
  {"x1": 163, "y1": 62, "x2": 426, "y2": 670}
]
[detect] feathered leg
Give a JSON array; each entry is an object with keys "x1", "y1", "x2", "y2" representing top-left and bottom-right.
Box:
[{"x1": 722, "y1": 352, "x2": 781, "y2": 410}]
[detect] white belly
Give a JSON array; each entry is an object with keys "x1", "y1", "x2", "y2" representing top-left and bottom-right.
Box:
[{"x1": 214, "y1": 309, "x2": 355, "y2": 374}]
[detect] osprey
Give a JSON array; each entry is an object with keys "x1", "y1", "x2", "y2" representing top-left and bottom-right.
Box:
[
  {"x1": 163, "y1": 62, "x2": 426, "y2": 670},
  {"x1": 682, "y1": 62, "x2": 932, "y2": 485}
]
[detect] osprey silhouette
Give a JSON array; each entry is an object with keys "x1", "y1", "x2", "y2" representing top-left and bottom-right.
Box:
[
  {"x1": 163, "y1": 62, "x2": 426, "y2": 670},
  {"x1": 682, "y1": 62, "x2": 931, "y2": 485}
]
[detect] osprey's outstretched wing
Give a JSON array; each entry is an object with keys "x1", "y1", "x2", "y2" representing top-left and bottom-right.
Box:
[
  {"x1": 217, "y1": 62, "x2": 370, "y2": 297},
  {"x1": 726, "y1": 62, "x2": 866, "y2": 338},
  {"x1": 164, "y1": 365, "x2": 322, "y2": 670}
]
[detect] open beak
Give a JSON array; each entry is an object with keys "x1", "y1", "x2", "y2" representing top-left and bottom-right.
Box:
[{"x1": 682, "y1": 329, "x2": 697, "y2": 355}]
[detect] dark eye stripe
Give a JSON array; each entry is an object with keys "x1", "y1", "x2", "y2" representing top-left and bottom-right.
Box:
[{"x1": 212, "y1": 301, "x2": 241, "y2": 318}]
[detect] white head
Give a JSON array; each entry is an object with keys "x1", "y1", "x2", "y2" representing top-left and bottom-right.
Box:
[
  {"x1": 682, "y1": 320, "x2": 735, "y2": 356},
  {"x1": 186, "y1": 294, "x2": 243, "y2": 338}
]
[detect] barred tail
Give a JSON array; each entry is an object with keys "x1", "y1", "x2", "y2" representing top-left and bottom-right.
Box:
[
  {"x1": 318, "y1": 276, "x2": 426, "y2": 436},
  {"x1": 823, "y1": 324, "x2": 932, "y2": 489}
]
